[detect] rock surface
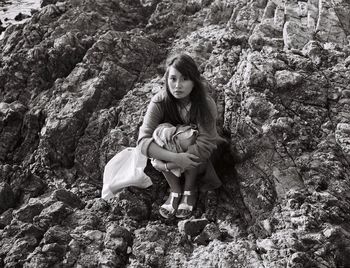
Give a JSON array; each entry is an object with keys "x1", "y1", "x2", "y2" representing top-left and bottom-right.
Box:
[{"x1": 1, "y1": 0, "x2": 350, "y2": 267}]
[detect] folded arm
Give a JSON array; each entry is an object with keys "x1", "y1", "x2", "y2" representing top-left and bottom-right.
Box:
[{"x1": 137, "y1": 94, "x2": 200, "y2": 170}]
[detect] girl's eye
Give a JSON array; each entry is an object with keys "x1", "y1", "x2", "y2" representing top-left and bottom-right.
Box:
[{"x1": 183, "y1": 76, "x2": 189, "y2": 81}]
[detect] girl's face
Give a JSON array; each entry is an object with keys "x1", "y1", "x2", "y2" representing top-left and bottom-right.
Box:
[{"x1": 167, "y1": 66, "x2": 194, "y2": 100}]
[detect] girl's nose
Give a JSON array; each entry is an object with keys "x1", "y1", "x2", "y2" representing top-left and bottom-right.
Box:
[{"x1": 176, "y1": 80, "x2": 182, "y2": 88}]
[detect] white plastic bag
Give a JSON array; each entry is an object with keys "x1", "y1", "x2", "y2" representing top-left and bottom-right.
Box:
[{"x1": 101, "y1": 147, "x2": 153, "y2": 200}]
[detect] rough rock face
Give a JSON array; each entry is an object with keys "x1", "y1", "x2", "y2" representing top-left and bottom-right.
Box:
[{"x1": 1, "y1": 0, "x2": 350, "y2": 267}]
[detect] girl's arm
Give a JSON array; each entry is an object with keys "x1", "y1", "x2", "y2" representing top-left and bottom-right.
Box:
[
  {"x1": 148, "y1": 142, "x2": 199, "y2": 170},
  {"x1": 151, "y1": 159, "x2": 181, "y2": 172},
  {"x1": 137, "y1": 93, "x2": 164, "y2": 157}
]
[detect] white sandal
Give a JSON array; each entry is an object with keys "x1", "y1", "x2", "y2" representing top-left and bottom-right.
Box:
[
  {"x1": 159, "y1": 192, "x2": 181, "y2": 219},
  {"x1": 176, "y1": 191, "x2": 197, "y2": 219}
]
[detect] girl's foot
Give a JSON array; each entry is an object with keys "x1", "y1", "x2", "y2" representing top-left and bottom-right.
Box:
[
  {"x1": 176, "y1": 190, "x2": 197, "y2": 219},
  {"x1": 159, "y1": 192, "x2": 181, "y2": 219}
]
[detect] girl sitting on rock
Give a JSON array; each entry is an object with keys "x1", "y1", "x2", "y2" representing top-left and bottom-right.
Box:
[{"x1": 137, "y1": 53, "x2": 222, "y2": 219}]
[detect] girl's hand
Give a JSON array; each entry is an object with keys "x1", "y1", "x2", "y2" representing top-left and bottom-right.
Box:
[
  {"x1": 151, "y1": 159, "x2": 166, "y2": 172},
  {"x1": 173, "y1": 152, "x2": 200, "y2": 171}
]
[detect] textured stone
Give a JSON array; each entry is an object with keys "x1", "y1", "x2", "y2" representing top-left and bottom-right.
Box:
[
  {"x1": 193, "y1": 222, "x2": 221, "y2": 245},
  {"x1": 335, "y1": 123, "x2": 350, "y2": 155},
  {"x1": 316, "y1": 1, "x2": 348, "y2": 45},
  {"x1": 40, "y1": 0, "x2": 60, "y2": 8},
  {"x1": 262, "y1": 1, "x2": 277, "y2": 19},
  {"x1": 185, "y1": 239, "x2": 263, "y2": 268},
  {"x1": 302, "y1": 40, "x2": 324, "y2": 66},
  {"x1": 0, "y1": 208, "x2": 13, "y2": 228},
  {"x1": 178, "y1": 218, "x2": 209, "y2": 237},
  {"x1": 273, "y1": 167, "x2": 305, "y2": 198},
  {"x1": 4, "y1": 236, "x2": 38, "y2": 267},
  {"x1": 0, "y1": 182, "x2": 15, "y2": 214},
  {"x1": 52, "y1": 189, "x2": 85, "y2": 209},
  {"x1": 104, "y1": 224, "x2": 132, "y2": 253},
  {"x1": 132, "y1": 224, "x2": 178, "y2": 267},
  {"x1": 248, "y1": 21, "x2": 283, "y2": 50},
  {"x1": 33, "y1": 201, "x2": 72, "y2": 230},
  {"x1": 13, "y1": 202, "x2": 44, "y2": 223},
  {"x1": 283, "y1": 21, "x2": 313, "y2": 50},
  {"x1": 0, "y1": 101, "x2": 27, "y2": 162},
  {"x1": 64, "y1": 210, "x2": 102, "y2": 230},
  {"x1": 112, "y1": 190, "x2": 151, "y2": 221},
  {"x1": 42, "y1": 225, "x2": 71, "y2": 244},
  {"x1": 275, "y1": 70, "x2": 303, "y2": 89}
]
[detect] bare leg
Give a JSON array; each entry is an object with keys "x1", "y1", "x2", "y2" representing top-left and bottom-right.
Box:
[
  {"x1": 162, "y1": 171, "x2": 182, "y2": 193},
  {"x1": 159, "y1": 170, "x2": 182, "y2": 219},
  {"x1": 176, "y1": 166, "x2": 202, "y2": 218},
  {"x1": 183, "y1": 166, "x2": 200, "y2": 191}
]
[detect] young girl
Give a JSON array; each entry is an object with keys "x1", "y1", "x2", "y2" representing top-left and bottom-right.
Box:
[{"x1": 137, "y1": 53, "x2": 222, "y2": 219}]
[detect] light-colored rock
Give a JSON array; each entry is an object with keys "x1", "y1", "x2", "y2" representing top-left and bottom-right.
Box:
[
  {"x1": 262, "y1": 1, "x2": 277, "y2": 19},
  {"x1": 273, "y1": 167, "x2": 305, "y2": 199},
  {"x1": 335, "y1": 123, "x2": 350, "y2": 155},
  {"x1": 275, "y1": 70, "x2": 303, "y2": 89},
  {"x1": 274, "y1": 5, "x2": 284, "y2": 29},
  {"x1": 302, "y1": 40, "x2": 323, "y2": 65},
  {"x1": 316, "y1": 1, "x2": 347, "y2": 45},
  {"x1": 283, "y1": 21, "x2": 313, "y2": 50}
]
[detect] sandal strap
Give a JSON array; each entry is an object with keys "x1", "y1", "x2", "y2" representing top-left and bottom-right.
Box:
[
  {"x1": 183, "y1": 190, "x2": 195, "y2": 196},
  {"x1": 176, "y1": 191, "x2": 197, "y2": 218},
  {"x1": 169, "y1": 192, "x2": 180, "y2": 197},
  {"x1": 178, "y1": 196, "x2": 193, "y2": 210},
  {"x1": 178, "y1": 191, "x2": 197, "y2": 211},
  {"x1": 161, "y1": 192, "x2": 181, "y2": 214}
]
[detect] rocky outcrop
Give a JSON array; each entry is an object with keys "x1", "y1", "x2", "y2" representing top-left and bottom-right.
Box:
[{"x1": 1, "y1": 0, "x2": 350, "y2": 267}]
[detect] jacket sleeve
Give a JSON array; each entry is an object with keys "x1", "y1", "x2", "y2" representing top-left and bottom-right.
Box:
[
  {"x1": 186, "y1": 97, "x2": 218, "y2": 162},
  {"x1": 137, "y1": 93, "x2": 164, "y2": 157}
]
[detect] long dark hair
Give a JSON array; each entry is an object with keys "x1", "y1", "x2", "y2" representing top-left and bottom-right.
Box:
[{"x1": 161, "y1": 53, "x2": 214, "y2": 129}]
